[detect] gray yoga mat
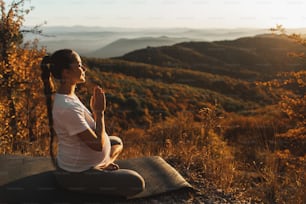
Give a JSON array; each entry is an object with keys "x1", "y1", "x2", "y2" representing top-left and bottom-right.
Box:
[{"x1": 0, "y1": 155, "x2": 192, "y2": 203}]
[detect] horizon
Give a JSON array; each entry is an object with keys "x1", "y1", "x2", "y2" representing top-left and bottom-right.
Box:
[
  {"x1": 26, "y1": 25, "x2": 306, "y2": 29},
  {"x1": 22, "y1": 25, "x2": 306, "y2": 33}
]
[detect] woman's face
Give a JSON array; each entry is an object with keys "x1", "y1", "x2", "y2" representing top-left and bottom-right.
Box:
[{"x1": 64, "y1": 52, "x2": 87, "y2": 84}]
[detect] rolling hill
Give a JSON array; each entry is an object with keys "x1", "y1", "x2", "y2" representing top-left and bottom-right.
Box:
[
  {"x1": 79, "y1": 34, "x2": 306, "y2": 129},
  {"x1": 118, "y1": 34, "x2": 306, "y2": 80}
]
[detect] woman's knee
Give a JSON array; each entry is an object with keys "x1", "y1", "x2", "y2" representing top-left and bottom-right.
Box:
[
  {"x1": 125, "y1": 170, "x2": 145, "y2": 194},
  {"x1": 109, "y1": 136, "x2": 123, "y2": 146}
]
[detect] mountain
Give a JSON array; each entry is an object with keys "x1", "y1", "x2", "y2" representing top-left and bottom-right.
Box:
[
  {"x1": 87, "y1": 36, "x2": 190, "y2": 58},
  {"x1": 23, "y1": 26, "x2": 277, "y2": 56},
  {"x1": 118, "y1": 34, "x2": 306, "y2": 80},
  {"x1": 81, "y1": 34, "x2": 305, "y2": 117}
]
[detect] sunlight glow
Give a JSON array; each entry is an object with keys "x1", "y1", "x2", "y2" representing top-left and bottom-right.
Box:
[{"x1": 5, "y1": 0, "x2": 306, "y2": 28}]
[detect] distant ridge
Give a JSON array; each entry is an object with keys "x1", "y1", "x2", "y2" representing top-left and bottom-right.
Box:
[{"x1": 87, "y1": 36, "x2": 190, "y2": 58}]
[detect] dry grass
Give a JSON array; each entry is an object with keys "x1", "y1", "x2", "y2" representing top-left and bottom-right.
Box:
[
  {"x1": 120, "y1": 110, "x2": 237, "y2": 194},
  {"x1": 221, "y1": 114, "x2": 305, "y2": 204},
  {"x1": 248, "y1": 148, "x2": 306, "y2": 204}
]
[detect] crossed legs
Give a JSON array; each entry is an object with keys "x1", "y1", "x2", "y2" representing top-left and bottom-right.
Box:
[{"x1": 55, "y1": 136, "x2": 145, "y2": 197}]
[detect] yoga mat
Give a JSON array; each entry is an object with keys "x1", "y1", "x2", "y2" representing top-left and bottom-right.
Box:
[{"x1": 0, "y1": 155, "x2": 192, "y2": 203}]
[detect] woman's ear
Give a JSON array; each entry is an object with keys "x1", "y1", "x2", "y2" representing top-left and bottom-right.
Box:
[{"x1": 61, "y1": 69, "x2": 70, "y2": 79}]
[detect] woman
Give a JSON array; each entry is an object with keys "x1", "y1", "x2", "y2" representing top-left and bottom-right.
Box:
[{"x1": 40, "y1": 49, "x2": 145, "y2": 197}]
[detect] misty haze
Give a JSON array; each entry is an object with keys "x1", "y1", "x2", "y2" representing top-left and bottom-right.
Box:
[{"x1": 23, "y1": 26, "x2": 274, "y2": 57}]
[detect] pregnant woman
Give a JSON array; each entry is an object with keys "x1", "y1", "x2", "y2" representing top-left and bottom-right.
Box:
[{"x1": 40, "y1": 49, "x2": 145, "y2": 197}]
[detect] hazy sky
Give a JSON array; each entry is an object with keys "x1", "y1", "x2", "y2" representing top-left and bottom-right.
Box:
[{"x1": 5, "y1": 0, "x2": 306, "y2": 28}]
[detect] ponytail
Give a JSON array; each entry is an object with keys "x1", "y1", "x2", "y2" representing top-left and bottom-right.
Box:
[{"x1": 40, "y1": 56, "x2": 56, "y2": 167}]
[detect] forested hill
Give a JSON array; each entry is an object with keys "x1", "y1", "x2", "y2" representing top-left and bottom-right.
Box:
[
  {"x1": 81, "y1": 34, "x2": 305, "y2": 130},
  {"x1": 117, "y1": 34, "x2": 306, "y2": 80}
]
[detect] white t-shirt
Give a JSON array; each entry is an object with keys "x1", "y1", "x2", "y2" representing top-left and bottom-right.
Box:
[{"x1": 52, "y1": 93, "x2": 111, "y2": 172}]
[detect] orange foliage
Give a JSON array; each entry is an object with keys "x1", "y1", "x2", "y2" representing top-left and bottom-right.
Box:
[{"x1": 0, "y1": 0, "x2": 47, "y2": 154}]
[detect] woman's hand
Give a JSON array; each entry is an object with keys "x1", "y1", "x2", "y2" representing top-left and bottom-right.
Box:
[{"x1": 90, "y1": 86, "x2": 106, "y2": 113}]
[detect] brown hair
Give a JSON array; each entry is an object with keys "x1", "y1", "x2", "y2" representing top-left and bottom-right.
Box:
[{"x1": 40, "y1": 49, "x2": 78, "y2": 166}]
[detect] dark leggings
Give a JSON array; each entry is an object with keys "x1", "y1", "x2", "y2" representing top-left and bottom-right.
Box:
[{"x1": 54, "y1": 136, "x2": 145, "y2": 197}]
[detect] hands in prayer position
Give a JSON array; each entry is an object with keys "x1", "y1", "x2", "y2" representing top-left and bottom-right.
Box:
[{"x1": 90, "y1": 86, "x2": 106, "y2": 113}]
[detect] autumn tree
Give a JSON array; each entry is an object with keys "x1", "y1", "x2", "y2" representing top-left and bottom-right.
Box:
[
  {"x1": 260, "y1": 25, "x2": 306, "y2": 136},
  {"x1": 0, "y1": 0, "x2": 46, "y2": 153}
]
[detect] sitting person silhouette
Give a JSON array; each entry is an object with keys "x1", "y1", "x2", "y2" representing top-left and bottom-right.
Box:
[{"x1": 40, "y1": 49, "x2": 145, "y2": 197}]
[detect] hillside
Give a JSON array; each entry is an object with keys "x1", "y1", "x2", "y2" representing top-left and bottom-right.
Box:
[
  {"x1": 78, "y1": 69, "x2": 251, "y2": 129},
  {"x1": 118, "y1": 34, "x2": 306, "y2": 80},
  {"x1": 84, "y1": 58, "x2": 279, "y2": 112}
]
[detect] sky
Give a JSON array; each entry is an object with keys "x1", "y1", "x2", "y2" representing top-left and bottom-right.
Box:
[{"x1": 4, "y1": 0, "x2": 306, "y2": 28}]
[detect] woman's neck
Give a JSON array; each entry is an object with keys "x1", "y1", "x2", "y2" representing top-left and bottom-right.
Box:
[{"x1": 57, "y1": 83, "x2": 76, "y2": 96}]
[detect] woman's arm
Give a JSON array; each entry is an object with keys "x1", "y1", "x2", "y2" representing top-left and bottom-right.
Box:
[
  {"x1": 77, "y1": 86, "x2": 106, "y2": 151},
  {"x1": 93, "y1": 111, "x2": 106, "y2": 148}
]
